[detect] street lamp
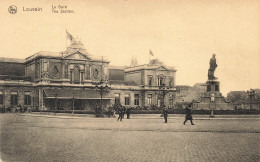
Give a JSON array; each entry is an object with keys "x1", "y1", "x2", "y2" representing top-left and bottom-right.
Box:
[
  {"x1": 32, "y1": 91, "x2": 35, "y2": 112},
  {"x1": 159, "y1": 83, "x2": 168, "y2": 108},
  {"x1": 210, "y1": 92, "x2": 215, "y2": 117},
  {"x1": 54, "y1": 88, "x2": 59, "y2": 114},
  {"x1": 93, "y1": 80, "x2": 110, "y2": 116},
  {"x1": 247, "y1": 89, "x2": 255, "y2": 110},
  {"x1": 72, "y1": 92, "x2": 75, "y2": 114}
]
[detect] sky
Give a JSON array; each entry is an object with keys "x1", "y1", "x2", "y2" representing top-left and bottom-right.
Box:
[{"x1": 0, "y1": 0, "x2": 259, "y2": 96}]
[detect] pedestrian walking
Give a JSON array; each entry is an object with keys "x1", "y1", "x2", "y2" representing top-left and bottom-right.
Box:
[
  {"x1": 126, "y1": 108, "x2": 131, "y2": 119},
  {"x1": 162, "y1": 107, "x2": 168, "y2": 123},
  {"x1": 122, "y1": 107, "x2": 126, "y2": 118},
  {"x1": 117, "y1": 107, "x2": 123, "y2": 122},
  {"x1": 183, "y1": 104, "x2": 195, "y2": 125}
]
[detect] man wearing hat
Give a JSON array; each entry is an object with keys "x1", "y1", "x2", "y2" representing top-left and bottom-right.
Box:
[
  {"x1": 183, "y1": 104, "x2": 195, "y2": 125},
  {"x1": 162, "y1": 106, "x2": 168, "y2": 123}
]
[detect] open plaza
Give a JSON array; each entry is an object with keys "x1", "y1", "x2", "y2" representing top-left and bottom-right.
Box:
[{"x1": 0, "y1": 113, "x2": 259, "y2": 162}]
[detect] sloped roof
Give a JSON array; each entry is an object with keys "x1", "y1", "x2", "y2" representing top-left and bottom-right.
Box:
[
  {"x1": 25, "y1": 51, "x2": 62, "y2": 61},
  {"x1": 0, "y1": 57, "x2": 25, "y2": 63},
  {"x1": 109, "y1": 65, "x2": 127, "y2": 70},
  {"x1": 124, "y1": 64, "x2": 176, "y2": 72},
  {"x1": 109, "y1": 68, "x2": 124, "y2": 81}
]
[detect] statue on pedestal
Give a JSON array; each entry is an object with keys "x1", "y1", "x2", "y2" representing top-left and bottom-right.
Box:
[{"x1": 208, "y1": 54, "x2": 218, "y2": 80}]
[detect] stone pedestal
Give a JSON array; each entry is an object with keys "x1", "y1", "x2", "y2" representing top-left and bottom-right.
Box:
[
  {"x1": 193, "y1": 79, "x2": 232, "y2": 110},
  {"x1": 206, "y1": 80, "x2": 220, "y2": 92}
]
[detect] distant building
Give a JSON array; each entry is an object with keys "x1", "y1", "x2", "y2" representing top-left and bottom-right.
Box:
[
  {"x1": 228, "y1": 90, "x2": 260, "y2": 110},
  {"x1": 124, "y1": 59, "x2": 176, "y2": 108},
  {"x1": 175, "y1": 85, "x2": 192, "y2": 103},
  {"x1": 227, "y1": 91, "x2": 247, "y2": 109},
  {"x1": 130, "y1": 57, "x2": 138, "y2": 67},
  {"x1": 0, "y1": 57, "x2": 30, "y2": 81},
  {"x1": 175, "y1": 83, "x2": 206, "y2": 102}
]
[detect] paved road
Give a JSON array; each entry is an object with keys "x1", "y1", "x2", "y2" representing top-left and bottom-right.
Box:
[{"x1": 0, "y1": 114, "x2": 259, "y2": 161}]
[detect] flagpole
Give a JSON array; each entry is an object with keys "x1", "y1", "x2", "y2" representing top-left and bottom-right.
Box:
[
  {"x1": 66, "y1": 30, "x2": 68, "y2": 51},
  {"x1": 66, "y1": 37, "x2": 67, "y2": 51},
  {"x1": 149, "y1": 50, "x2": 150, "y2": 64}
]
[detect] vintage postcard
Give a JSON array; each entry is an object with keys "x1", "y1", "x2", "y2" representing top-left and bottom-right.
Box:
[{"x1": 0, "y1": 0, "x2": 259, "y2": 161}]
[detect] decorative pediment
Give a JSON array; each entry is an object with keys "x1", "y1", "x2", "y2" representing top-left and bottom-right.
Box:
[
  {"x1": 157, "y1": 74, "x2": 166, "y2": 78},
  {"x1": 156, "y1": 66, "x2": 168, "y2": 71},
  {"x1": 64, "y1": 51, "x2": 91, "y2": 60}
]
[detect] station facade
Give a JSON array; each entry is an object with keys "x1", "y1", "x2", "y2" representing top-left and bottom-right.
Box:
[{"x1": 0, "y1": 39, "x2": 177, "y2": 111}]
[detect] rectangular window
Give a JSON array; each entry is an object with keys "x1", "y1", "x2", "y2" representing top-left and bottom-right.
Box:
[
  {"x1": 11, "y1": 91, "x2": 18, "y2": 105},
  {"x1": 70, "y1": 71, "x2": 73, "y2": 84},
  {"x1": 86, "y1": 66, "x2": 90, "y2": 80},
  {"x1": 134, "y1": 94, "x2": 139, "y2": 105},
  {"x1": 169, "y1": 77, "x2": 173, "y2": 87},
  {"x1": 148, "y1": 76, "x2": 153, "y2": 86},
  {"x1": 43, "y1": 62, "x2": 48, "y2": 72},
  {"x1": 157, "y1": 99, "x2": 161, "y2": 107},
  {"x1": 81, "y1": 72, "x2": 84, "y2": 83},
  {"x1": 207, "y1": 85, "x2": 211, "y2": 91},
  {"x1": 169, "y1": 94, "x2": 174, "y2": 108},
  {"x1": 35, "y1": 63, "x2": 39, "y2": 78},
  {"x1": 158, "y1": 77, "x2": 164, "y2": 86},
  {"x1": 215, "y1": 85, "x2": 219, "y2": 92},
  {"x1": 125, "y1": 94, "x2": 130, "y2": 105},
  {"x1": 24, "y1": 91, "x2": 31, "y2": 105},
  {"x1": 115, "y1": 94, "x2": 120, "y2": 105},
  {"x1": 0, "y1": 91, "x2": 3, "y2": 105},
  {"x1": 148, "y1": 94, "x2": 152, "y2": 105},
  {"x1": 64, "y1": 64, "x2": 68, "y2": 78}
]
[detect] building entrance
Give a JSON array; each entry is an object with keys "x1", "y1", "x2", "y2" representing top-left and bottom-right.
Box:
[{"x1": 74, "y1": 99, "x2": 83, "y2": 110}]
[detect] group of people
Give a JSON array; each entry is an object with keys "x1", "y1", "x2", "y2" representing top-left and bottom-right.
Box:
[
  {"x1": 100, "y1": 103, "x2": 195, "y2": 125},
  {"x1": 117, "y1": 107, "x2": 131, "y2": 121},
  {"x1": 114, "y1": 104, "x2": 195, "y2": 125},
  {"x1": 163, "y1": 104, "x2": 195, "y2": 125},
  {"x1": 1, "y1": 105, "x2": 32, "y2": 113}
]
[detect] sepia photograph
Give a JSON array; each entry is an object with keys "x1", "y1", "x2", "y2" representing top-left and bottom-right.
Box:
[{"x1": 0, "y1": 0, "x2": 259, "y2": 161}]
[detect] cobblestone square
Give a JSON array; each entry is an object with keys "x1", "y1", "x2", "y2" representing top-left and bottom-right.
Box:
[{"x1": 0, "y1": 114, "x2": 259, "y2": 162}]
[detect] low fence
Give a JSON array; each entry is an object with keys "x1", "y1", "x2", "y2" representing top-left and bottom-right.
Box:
[
  {"x1": 131, "y1": 109, "x2": 260, "y2": 115},
  {"x1": 1, "y1": 107, "x2": 260, "y2": 115}
]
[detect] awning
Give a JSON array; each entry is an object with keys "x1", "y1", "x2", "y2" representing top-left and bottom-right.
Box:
[{"x1": 43, "y1": 89, "x2": 113, "y2": 100}]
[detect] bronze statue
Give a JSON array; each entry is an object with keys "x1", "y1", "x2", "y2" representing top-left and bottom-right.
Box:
[{"x1": 208, "y1": 54, "x2": 218, "y2": 80}]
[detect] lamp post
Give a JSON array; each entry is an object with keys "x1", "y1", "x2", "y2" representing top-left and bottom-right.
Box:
[
  {"x1": 210, "y1": 93, "x2": 215, "y2": 117},
  {"x1": 247, "y1": 89, "x2": 255, "y2": 110},
  {"x1": 32, "y1": 91, "x2": 35, "y2": 112},
  {"x1": 54, "y1": 88, "x2": 59, "y2": 114},
  {"x1": 159, "y1": 83, "x2": 168, "y2": 108},
  {"x1": 72, "y1": 92, "x2": 75, "y2": 114},
  {"x1": 93, "y1": 79, "x2": 109, "y2": 116}
]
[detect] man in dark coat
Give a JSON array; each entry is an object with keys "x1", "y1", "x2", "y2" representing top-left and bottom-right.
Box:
[
  {"x1": 122, "y1": 107, "x2": 126, "y2": 118},
  {"x1": 126, "y1": 108, "x2": 131, "y2": 119},
  {"x1": 117, "y1": 107, "x2": 123, "y2": 122},
  {"x1": 162, "y1": 107, "x2": 168, "y2": 123},
  {"x1": 183, "y1": 104, "x2": 195, "y2": 125}
]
